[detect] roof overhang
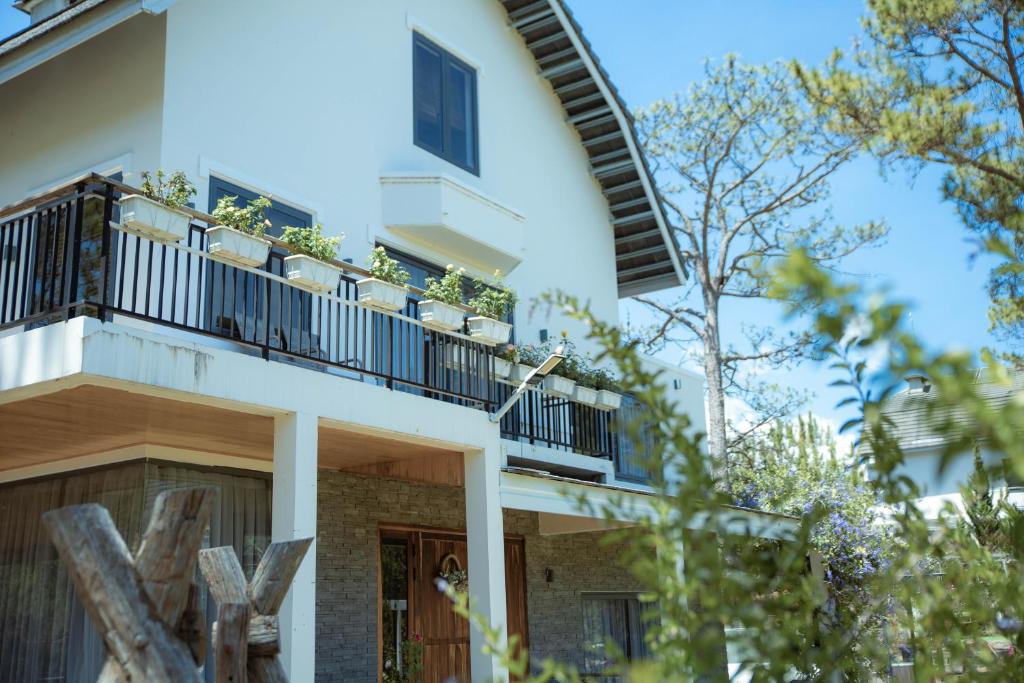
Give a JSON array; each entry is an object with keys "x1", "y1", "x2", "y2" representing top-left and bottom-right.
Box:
[
  {"x1": 0, "y1": 0, "x2": 173, "y2": 86},
  {"x1": 499, "y1": 0, "x2": 686, "y2": 297}
]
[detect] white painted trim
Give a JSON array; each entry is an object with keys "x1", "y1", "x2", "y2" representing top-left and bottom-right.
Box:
[
  {"x1": 27, "y1": 152, "x2": 134, "y2": 195},
  {"x1": 0, "y1": 444, "x2": 271, "y2": 484},
  {"x1": 544, "y1": 0, "x2": 686, "y2": 293},
  {"x1": 405, "y1": 12, "x2": 486, "y2": 76},
  {"x1": 379, "y1": 172, "x2": 525, "y2": 222},
  {"x1": 197, "y1": 156, "x2": 326, "y2": 221}
]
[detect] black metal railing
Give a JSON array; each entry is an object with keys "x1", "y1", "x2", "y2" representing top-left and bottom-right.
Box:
[
  {"x1": 0, "y1": 177, "x2": 494, "y2": 408},
  {"x1": 0, "y1": 175, "x2": 645, "y2": 472}
]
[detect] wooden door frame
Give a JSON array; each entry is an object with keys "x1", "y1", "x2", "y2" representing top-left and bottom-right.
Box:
[{"x1": 375, "y1": 523, "x2": 527, "y2": 682}]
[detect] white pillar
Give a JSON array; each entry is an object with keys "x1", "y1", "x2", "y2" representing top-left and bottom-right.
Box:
[
  {"x1": 464, "y1": 442, "x2": 509, "y2": 682},
  {"x1": 273, "y1": 411, "x2": 318, "y2": 681}
]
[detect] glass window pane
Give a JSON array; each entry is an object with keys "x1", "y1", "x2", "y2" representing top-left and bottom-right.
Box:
[
  {"x1": 414, "y1": 39, "x2": 444, "y2": 154},
  {"x1": 582, "y1": 598, "x2": 630, "y2": 674},
  {"x1": 446, "y1": 61, "x2": 476, "y2": 170}
]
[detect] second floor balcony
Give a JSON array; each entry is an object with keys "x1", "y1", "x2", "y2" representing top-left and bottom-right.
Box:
[{"x1": 0, "y1": 175, "x2": 653, "y2": 483}]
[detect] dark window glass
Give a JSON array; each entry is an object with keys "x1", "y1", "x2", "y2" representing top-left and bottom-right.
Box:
[
  {"x1": 413, "y1": 32, "x2": 479, "y2": 174},
  {"x1": 582, "y1": 595, "x2": 650, "y2": 679}
]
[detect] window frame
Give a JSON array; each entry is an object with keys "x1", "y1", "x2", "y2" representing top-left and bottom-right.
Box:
[
  {"x1": 580, "y1": 592, "x2": 650, "y2": 676},
  {"x1": 412, "y1": 31, "x2": 480, "y2": 175}
]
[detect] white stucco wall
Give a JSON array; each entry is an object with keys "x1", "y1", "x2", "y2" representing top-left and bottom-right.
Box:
[
  {"x1": 0, "y1": 13, "x2": 165, "y2": 204},
  {"x1": 895, "y1": 445, "x2": 1007, "y2": 519},
  {"x1": 157, "y1": 0, "x2": 620, "y2": 349}
]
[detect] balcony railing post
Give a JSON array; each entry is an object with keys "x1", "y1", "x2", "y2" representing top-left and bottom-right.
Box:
[
  {"x1": 97, "y1": 182, "x2": 115, "y2": 320},
  {"x1": 63, "y1": 182, "x2": 86, "y2": 316}
]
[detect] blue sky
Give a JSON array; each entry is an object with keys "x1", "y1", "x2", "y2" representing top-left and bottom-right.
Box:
[{"x1": 0, "y1": 3, "x2": 997, "y2": 429}]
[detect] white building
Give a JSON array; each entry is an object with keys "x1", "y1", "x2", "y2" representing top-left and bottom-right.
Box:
[{"x1": 0, "y1": 1, "x2": 783, "y2": 680}]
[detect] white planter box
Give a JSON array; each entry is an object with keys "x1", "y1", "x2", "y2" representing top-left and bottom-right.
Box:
[
  {"x1": 573, "y1": 385, "x2": 599, "y2": 406},
  {"x1": 418, "y1": 300, "x2": 466, "y2": 331},
  {"x1": 493, "y1": 356, "x2": 512, "y2": 379},
  {"x1": 285, "y1": 254, "x2": 342, "y2": 294},
  {"x1": 357, "y1": 278, "x2": 408, "y2": 311},
  {"x1": 509, "y1": 363, "x2": 535, "y2": 383},
  {"x1": 543, "y1": 374, "x2": 576, "y2": 398},
  {"x1": 595, "y1": 390, "x2": 623, "y2": 411},
  {"x1": 118, "y1": 195, "x2": 191, "y2": 244},
  {"x1": 206, "y1": 225, "x2": 271, "y2": 268},
  {"x1": 466, "y1": 316, "x2": 512, "y2": 346}
]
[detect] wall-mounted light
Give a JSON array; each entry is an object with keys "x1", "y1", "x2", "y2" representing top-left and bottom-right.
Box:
[
  {"x1": 544, "y1": 568, "x2": 554, "y2": 583},
  {"x1": 489, "y1": 346, "x2": 565, "y2": 423},
  {"x1": 539, "y1": 328, "x2": 548, "y2": 343}
]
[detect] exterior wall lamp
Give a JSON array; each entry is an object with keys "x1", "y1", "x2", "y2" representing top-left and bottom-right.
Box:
[{"x1": 488, "y1": 346, "x2": 565, "y2": 423}]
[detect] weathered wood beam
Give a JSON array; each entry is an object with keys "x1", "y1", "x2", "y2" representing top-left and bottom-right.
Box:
[
  {"x1": 199, "y1": 547, "x2": 252, "y2": 683},
  {"x1": 42, "y1": 504, "x2": 202, "y2": 682},
  {"x1": 250, "y1": 539, "x2": 314, "y2": 616}
]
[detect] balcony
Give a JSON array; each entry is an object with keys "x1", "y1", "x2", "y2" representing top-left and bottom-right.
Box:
[{"x1": 0, "y1": 175, "x2": 648, "y2": 480}]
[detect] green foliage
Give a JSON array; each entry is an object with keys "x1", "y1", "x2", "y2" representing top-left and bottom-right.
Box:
[
  {"x1": 212, "y1": 195, "x2": 272, "y2": 237},
  {"x1": 633, "y1": 56, "x2": 886, "y2": 478},
  {"x1": 280, "y1": 223, "x2": 341, "y2": 262},
  {"x1": 794, "y1": 0, "x2": 1024, "y2": 363},
  {"x1": 138, "y1": 170, "x2": 195, "y2": 210},
  {"x1": 468, "y1": 270, "x2": 517, "y2": 320},
  {"x1": 423, "y1": 265, "x2": 465, "y2": 306},
  {"x1": 382, "y1": 633, "x2": 424, "y2": 683},
  {"x1": 366, "y1": 246, "x2": 410, "y2": 286}
]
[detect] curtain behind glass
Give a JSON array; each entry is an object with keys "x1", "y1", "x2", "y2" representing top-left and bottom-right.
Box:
[
  {"x1": 143, "y1": 463, "x2": 272, "y2": 682},
  {"x1": 0, "y1": 464, "x2": 146, "y2": 683}
]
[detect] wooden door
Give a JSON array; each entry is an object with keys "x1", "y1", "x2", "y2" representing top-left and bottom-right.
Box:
[{"x1": 406, "y1": 532, "x2": 529, "y2": 683}]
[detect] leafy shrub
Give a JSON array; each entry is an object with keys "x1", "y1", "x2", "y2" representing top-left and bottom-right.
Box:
[
  {"x1": 281, "y1": 223, "x2": 342, "y2": 262},
  {"x1": 468, "y1": 270, "x2": 517, "y2": 320},
  {"x1": 366, "y1": 246, "x2": 410, "y2": 286},
  {"x1": 423, "y1": 265, "x2": 465, "y2": 305},
  {"x1": 139, "y1": 170, "x2": 195, "y2": 210},
  {"x1": 212, "y1": 195, "x2": 272, "y2": 237}
]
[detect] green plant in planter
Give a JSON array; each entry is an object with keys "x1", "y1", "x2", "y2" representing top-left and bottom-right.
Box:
[
  {"x1": 468, "y1": 270, "x2": 517, "y2": 320},
  {"x1": 496, "y1": 343, "x2": 519, "y2": 364},
  {"x1": 366, "y1": 246, "x2": 410, "y2": 286},
  {"x1": 281, "y1": 223, "x2": 342, "y2": 262},
  {"x1": 139, "y1": 170, "x2": 196, "y2": 210},
  {"x1": 591, "y1": 367, "x2": 620, "y2": 392},
  {"x1": 212, "y1": 195, "x2": 272, "y2": 237},
  {"x1": 515, "y1": 343, "x2": 547, "y2": 368},
  {"x1": 423, "y1": 265, "x2": 465, "y2": 305}
]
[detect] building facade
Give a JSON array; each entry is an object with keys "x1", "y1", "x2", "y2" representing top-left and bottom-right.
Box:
[{"x1": 0, "y1": 1, "x2": 764, "y2": 681}]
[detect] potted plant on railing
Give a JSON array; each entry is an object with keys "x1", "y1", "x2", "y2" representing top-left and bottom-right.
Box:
[
  {"x1": 358, "y1": 246, "x2": 410, "y2": 311},
  {"x1": 206, "y1": 195, "x2": 273, "y2": 267},
  {"x1": 419, "y1": 265, "x2": 467, "y2": 331},
  {"x1": 280, "y1": 223, "x2": 344, "y2": 293},
  {"x1": 593, "y1": 367, "x2": 623, "y2": 411},
  {"x1": 119, "y1": 170, "x2": 196, "y2": 243},
  {"x1": 509, "y1": 343, "x2": 545, "y2": 384},
  {"x1": 537, "y1": 334, "x2": 576, "y2": 398},
  {"x1": 493, "y1": 343, "x2": 517, "y2": 380},
  {"x1": 466, "y1": 271, "x2": 516, "y2": 346}
]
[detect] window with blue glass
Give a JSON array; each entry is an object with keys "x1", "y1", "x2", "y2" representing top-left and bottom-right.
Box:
[{"x1": 413, "y1": 32, "x2": 479, "y2": 174}]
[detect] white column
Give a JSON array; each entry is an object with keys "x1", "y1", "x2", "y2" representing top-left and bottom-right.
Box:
[
  {"x1": 464, "y1": 441, "x2": 509, "y2": 682},
  {"x1": 273, "y1": 411, "x2": 318, "y2": 681}
]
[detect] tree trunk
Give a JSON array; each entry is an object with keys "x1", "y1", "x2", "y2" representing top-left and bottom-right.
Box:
[{"x1": 702, "y1": 300, "x2": 729, "y2": 488}]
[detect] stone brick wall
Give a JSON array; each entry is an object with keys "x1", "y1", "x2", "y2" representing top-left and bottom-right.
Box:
[{"x1": 315, "y1": 470, "x2": 642, "y2": 682}]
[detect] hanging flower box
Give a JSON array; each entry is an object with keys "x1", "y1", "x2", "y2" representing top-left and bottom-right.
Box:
[
  {"x1": 573, "y1": 385, "x2": 599, "y2": 406},
  {"x1": 118, "y1": 195, "x2": 192, "y2": 244},
  {"x1": 205, "y1": 225, "x2": 272, "y2": 268},
  {"x1": 543, "y1": 374, "x2": 576, "y2": 398},
  {"x1": 284, "y1": 254, "x2": 342, "y2": 294},
  {"x1": 357, "y1": 278, "x2": 408, "y2": 311},
  {"x1": 418, "y1": 300, "x2": 466, "y2": 332},
  {"x1": 493, "y1": 356, "x2": 513, "y2": 380},
  {"x1": 467, "y1": 316, "x2": 512, "y2": 346},
  {"x1": 508, "y1": 363, "x2": 535, "y2": 384},
  {"x1": 595, "y1": 390, "x2": 623, "y2": 411}
]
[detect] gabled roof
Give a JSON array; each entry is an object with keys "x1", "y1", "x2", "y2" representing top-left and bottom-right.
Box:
[
  {"x1": 499, "y1": 0, "x2": 685, "y2": 296},
  {"x1": 0, "y1": 0, "x2": 687, "y2": 296},
  {"x1": 863, "y1": 370, "x2": 1024, "y2": 453}
]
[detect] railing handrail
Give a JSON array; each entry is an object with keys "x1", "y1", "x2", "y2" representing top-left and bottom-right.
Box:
[{"x1": 0, "y1": 173, "x2": 484, "y2": 314}]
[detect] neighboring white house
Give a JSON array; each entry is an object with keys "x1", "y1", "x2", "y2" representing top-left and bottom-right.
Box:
[
  {"x1": 0, "y1": 1, "x2": 788, "y2": 681},
  {"x1": 866, "y1": 372, "x2": 1024, "y2": 521}
]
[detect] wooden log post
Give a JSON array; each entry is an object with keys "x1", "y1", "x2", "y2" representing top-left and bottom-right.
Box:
[
  {"x1": 97, "y1": 487, "x2": 215, "y2": 682},
  {"x1": 42, "y1": 503, "x2": 204, "y2": 682},
  {"x1": 199, "y1": 538, "x2": 312, "y2": 683}
]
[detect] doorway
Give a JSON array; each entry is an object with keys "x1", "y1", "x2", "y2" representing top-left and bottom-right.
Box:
[{"x1": 379, "y1": 527, "x2": 528, "y2": 682}]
